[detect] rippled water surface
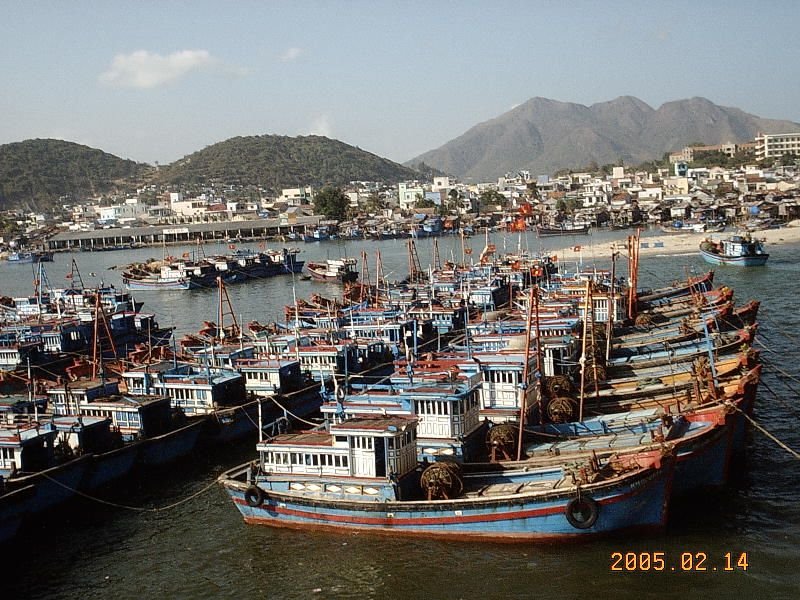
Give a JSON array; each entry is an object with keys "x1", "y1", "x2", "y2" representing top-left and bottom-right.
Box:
[{"x1": 2, "y1": 230, "x2": 798, "y2": 599}]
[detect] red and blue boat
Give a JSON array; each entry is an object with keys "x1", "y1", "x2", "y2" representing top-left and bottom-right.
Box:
[{"x1": 219, "y1": 415, "x2": 674, "y2": 541}]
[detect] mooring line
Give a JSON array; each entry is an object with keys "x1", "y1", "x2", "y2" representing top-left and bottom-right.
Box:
[
  {"x1": 40, "y1": 472, "x2": 220, "y2": 512},
  {"x1": 757, "y1": 378, "x2": 800, "y2": 419},
  {"x1": 727, "y1": 403, "x2": 800, "y2": 460}
]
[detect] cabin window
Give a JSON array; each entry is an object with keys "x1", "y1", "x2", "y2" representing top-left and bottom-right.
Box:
[
  {"x1": 335, "y1": 435, "x2": 348, "y2": 444},
  {"x1": 291, "y1": 453, "x2": 301, "y2": 465}
]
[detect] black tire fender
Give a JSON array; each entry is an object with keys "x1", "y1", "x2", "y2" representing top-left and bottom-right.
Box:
[
  {"x1": 565, "y1": 496, "x2": 599, "y2": 529},
  {"x1": 244, "y1": 485, "x2": 264, "y2": 508}
]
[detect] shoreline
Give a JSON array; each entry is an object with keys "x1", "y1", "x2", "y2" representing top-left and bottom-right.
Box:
[
  {"x1": 544, "y1": 222, "x2": 800, "y2": 259},
  {"x1": 3, "y1": 222, "x2": 799, "y2": 263}
]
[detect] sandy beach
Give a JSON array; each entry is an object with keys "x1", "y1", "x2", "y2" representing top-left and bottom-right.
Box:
[{"x1": 545, "y1": 220, "x2": 800, "y2": 260}]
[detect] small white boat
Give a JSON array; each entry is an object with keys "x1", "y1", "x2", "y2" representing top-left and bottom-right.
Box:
[{"x1": 699, "y1": 233, "x2": 769, "y2": 267}]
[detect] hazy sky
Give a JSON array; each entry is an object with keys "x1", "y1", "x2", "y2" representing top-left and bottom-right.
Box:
[{"x1": 2, "y1": 1, "x2": 798, "y2": 165}]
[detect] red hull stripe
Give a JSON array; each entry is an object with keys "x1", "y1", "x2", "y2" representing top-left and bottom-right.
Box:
[
  {"x1": 240, "y1": 515, "x2": 665, "y2": 542},
  {"x1": 231, "y1": 472, "x2": 663, "y2": 527}
]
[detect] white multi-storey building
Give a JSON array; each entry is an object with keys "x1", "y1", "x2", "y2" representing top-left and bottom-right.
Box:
[
  {"x1": 398, "y1": 182, "x2": 425, "y2": 211},
  {"x1": 755, "y1": 132, "x2": 800, "y2": 161}
]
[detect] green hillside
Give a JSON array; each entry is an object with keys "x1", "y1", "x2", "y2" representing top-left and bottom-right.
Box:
[
  {"x1": 0, "y1": 135, "x2": 423, "y2": 212},
  {"x1": 156, "y1": 135, "x2": 419, "y2": 188},
  {"x1": 0, "y1": 139, "x2": 152, "y2": 211}
]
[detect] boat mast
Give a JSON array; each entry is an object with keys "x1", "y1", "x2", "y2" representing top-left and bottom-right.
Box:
[
  {"x1": 578, "y1": 280, "x2": 591, "y2": 422},
  {"x1": 216, "y1": 276, "x2": 240, "y2": 342},
  {"x1": 605, "y1": 251, "x2": 618, "y2": 363},
  {"x1": 91, "y1": 290, "x2": 117, "y2": 379},
  {"x1": 359, "y1": 251, "x2": 370, "y2": 304},
  {"x1": 27, "y1": 356, "x2": 38, "y2": 421},
  {"x1": 516, "y1": 286, "x2": 536, "y2": 461},
  {"x1": 374, "y1": 250, "x2": 384, "y2": 306}
]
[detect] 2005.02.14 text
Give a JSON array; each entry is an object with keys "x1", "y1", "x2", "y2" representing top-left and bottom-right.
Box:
[{"x1": 610, "y1": 552, "x2": 749, "y2": 572}]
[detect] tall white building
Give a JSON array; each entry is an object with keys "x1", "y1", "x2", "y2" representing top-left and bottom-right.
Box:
[{"x1": 755, "y1": 132, "x2": 800, "y2": 161}]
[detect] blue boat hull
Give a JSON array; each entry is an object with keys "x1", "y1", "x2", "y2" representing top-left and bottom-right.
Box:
[
  {"x1": 672, "y1": 416, "x2": 733, "y2": 495},
  {"x1": 85, "y1": 443, "x2": 141, "y2": 489},
  {"x1": 11, "y1": 455, "x2": 92, "y2": 514},
  {"x1": 700, "y1": 248, "x2": 769, "y2": 267},
  {"x1": 223, "y1": 457, "x2": 674, "y2": 541},
  {"x1": 0, "y1": 485, "x2": 35, "y2": 545},
  {"x1": 139, "y1": 420, "x2": 205, "y2": 467}
]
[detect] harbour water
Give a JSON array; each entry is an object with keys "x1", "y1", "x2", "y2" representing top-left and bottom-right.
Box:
[{"x1": 1, "y1": 230, "x2": 799, "y2": 599}]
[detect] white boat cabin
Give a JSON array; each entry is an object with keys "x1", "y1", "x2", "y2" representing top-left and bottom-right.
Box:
[
  {"x1": 257, "y1": 416, "x2": 418, "y2": 481},
  {"x1": 0, "y1": 421, "x2": 57, "y2": 477}
]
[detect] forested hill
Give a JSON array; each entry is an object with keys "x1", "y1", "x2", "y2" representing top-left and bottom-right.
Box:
[
  {"x1": 0, "y1": 135, "x2": 423, "y2": 211},
  {"x1": 155, "y1": 135, "x2": 420, "y2": 188},
  {"x1": 0, "y1": 139, "x2": 151, "y2": 211}
]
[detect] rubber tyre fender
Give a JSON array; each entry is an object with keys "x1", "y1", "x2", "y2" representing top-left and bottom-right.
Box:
[
  {"x1": 565, "y1": 496, "x2": 599, "y2": 529},
  {"x1": 244, "y1": 485, "x2": 265, "y2": 508}
]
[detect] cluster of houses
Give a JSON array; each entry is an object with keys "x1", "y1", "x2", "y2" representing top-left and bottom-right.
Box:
[{"x1": 3, "y1": 135, "x2": 800, "y2": 251}]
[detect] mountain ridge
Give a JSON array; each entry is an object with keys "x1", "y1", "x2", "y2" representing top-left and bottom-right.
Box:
[{"x1": 407, "y1": 96, "x2": 800, "y2": 180}]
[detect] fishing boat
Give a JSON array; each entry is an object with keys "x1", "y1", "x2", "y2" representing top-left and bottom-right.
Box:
[
  {"x1": 305, "y1": 258, "x2": 359, "y2": 283},
  {"x1": 219, "y1": 415, "x2": 674, "y2": 540},
  {"x1": 523, "y1": 403, "x2": 736, "y2": 496},
  {"x1": 303, "y1": 226, "x2": 331, "y2": 243},
  {"x1": 5, "y1": 250, "x2": 54, "y2": 263},
  {"x1": 122, "y1": 259, "x2": 216, "y2": 291},
  {"x1": 536, "y1": 224, "x2": 590, "y2": 236},
  {"x1": 699, "y1": 233, "x2": 769, "y2": 267}
]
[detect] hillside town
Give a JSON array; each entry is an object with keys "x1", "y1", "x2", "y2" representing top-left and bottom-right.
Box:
[{"x1": 2, "y1": 133, "x2": 800, "y2": 253}]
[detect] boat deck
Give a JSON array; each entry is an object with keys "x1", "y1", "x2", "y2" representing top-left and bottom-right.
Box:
[{"x1": 469, "y1": 478, "x2": 569, "y2": 497}]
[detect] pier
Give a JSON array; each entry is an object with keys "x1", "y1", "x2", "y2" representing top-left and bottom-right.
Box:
[{"x1": 44, "y1": 216, "x2": 324, "y2": 251}]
